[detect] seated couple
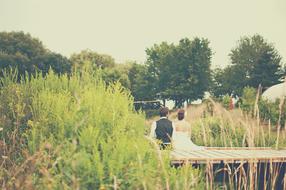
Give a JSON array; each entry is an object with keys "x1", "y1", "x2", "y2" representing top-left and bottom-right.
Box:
[{"x1": 150, "y1": 107, "x2": 204, "y2": 151}]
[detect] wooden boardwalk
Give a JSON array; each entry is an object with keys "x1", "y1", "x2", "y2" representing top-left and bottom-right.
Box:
[{"x1": 171, "y1": 147, "x2": 286, "y2": 164}]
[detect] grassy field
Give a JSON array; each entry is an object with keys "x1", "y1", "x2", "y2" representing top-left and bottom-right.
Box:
[{"x1": 1, "y1": 70, "x2": 286, "y2": 189}]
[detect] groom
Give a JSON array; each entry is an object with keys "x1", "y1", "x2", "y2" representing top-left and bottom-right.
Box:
[{"x1": 150, "y1": 107, "x2": 174, "y2": 149}]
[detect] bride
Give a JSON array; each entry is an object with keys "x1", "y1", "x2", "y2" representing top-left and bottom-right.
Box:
[{"x1": 172, "y1": 109, "x2": 204, "y2": 151}]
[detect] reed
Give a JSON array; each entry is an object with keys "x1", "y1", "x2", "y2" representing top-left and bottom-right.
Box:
[{"x1": 187, "y1": 95, "x2": 286, "y2": 189}]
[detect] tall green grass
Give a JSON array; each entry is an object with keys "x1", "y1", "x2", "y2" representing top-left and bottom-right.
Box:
[{"x1": 0, "y1": 69, "x2": 202, "y2": 189}]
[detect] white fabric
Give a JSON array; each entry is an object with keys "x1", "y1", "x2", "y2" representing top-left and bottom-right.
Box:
[
  {"x1": 173, "y1": 120, "x2": 190, "y2": 132},
  {"x1": 149, "y1": 120, "x2": 157, "y2": 139},
  {"x1": 172, "y1": 131, "x2": 205, "y2": 151},
  {"x1": 172, "y1": 120, "x2": 204, "y2": 151},
  {"x1": 262, "y1": 82, "x2": 286, "y2": 102}
]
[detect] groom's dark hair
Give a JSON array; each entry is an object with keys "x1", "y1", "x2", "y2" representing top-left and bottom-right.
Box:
[{"x1": 159, "y1": 107, "x2": 169, "y2": 117}]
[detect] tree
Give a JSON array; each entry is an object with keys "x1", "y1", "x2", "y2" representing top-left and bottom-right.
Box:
[
  {"x1": 70, "y1": 50, "x2": 133, "y2": 89},
  {"x1": 102, "y1": 63, "x2": 131, "y2": 89},
  {"x1": 0, "y1": 31, "x2": 71, "y2": 77},
  {"x1": 211, "y1": 66, "x2": 245, "y2": 97},
  {"x1": 70, "y1": 49, "x2": 115, "y2": 70},
  {"x1": 174, "y1": 38, "x2": 212, "y2": 103},
  {"x1": 33, "y1": 53, "x2": 71, "y2": 75},
  {"x1": 146, "y1": 37, "x2": 212, "y2": 107},
  {"x1": 146, "y1": 42, "x2": 176, "y2": 102},
  {"x1": 128, "y1": 63, "x2": 155, "y2": 100},
  {"x1": 213, "y1": 35, "x2": 284, "y2": 97},
  {"x1": 0, "y1": 31, "x2": 46, "y2": 59}
]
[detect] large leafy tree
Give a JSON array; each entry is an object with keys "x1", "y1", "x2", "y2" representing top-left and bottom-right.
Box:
[
  {"x1": 146, "y1": 42, "x2": 176, "y2": 102},
  {"x1": 0, "y1": 31, "x2": 46, "y2": 58},
  {"x1": 212, "y1": 35, "x2": 284, "y2": 97},
  {"x1": 146, "y1": 37, "x2": 212, "y2": 107},
  {"x1": 174, "y1": 38, "x2": 212, "y2": 102},
  {"x1": 211, "y1": 66, "x2": 246, "y2": 97},
  {"x1": 0, "y1": 31, "x2": 71, "y2": 76}
]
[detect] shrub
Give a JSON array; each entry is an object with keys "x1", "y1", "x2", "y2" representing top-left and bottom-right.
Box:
[
  {"x1": 259, "y1": 98, "x2": 286, "y2": 128},
  {"x1": 221, "y1": 95, "x2": 231, "y2": 109},
  {"x1": 240, "y1": 87, "x2": 257, "y2": 114}
]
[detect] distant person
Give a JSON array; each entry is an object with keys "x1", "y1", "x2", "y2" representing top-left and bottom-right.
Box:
[
  {"x1": 150, "y1": 107, "x2": 174, "y2": 149},
  {"x1": 173, "y1": 109, "x2": 204, "y2": 151},
  {"x1": 229, "y1": 96, "x2": 234, "y2": 110}
]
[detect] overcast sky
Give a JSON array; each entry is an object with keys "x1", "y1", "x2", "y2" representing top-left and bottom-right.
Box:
[{"x1": 1, "y1": 0, "x2": 286, "y2": 67}]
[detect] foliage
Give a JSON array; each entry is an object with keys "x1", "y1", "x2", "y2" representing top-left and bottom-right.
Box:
[
  {"x1": 70, "y1": 50, "x2": 132, "y2": 89},
  {"x1": 239, "y1": 86, "x2": 286, "y2": 128},
  {"x1": 128, "y1": 63, "x2": 155, "y2": 100},
  {"x1": 0, "y1": 69, "x2": 202, "y2": 189},
  {"x1": 70, "y1": 49, "x2": 115, "y2": 70},
  {"x1": 146, "y1": 37, "x2": 212, "y2": 107},
  {"x1": 102, "y1": 63, "x2": 131, "y2": 89},
  {"x1": 0, "y1": 31, "x2": 46, "y2": 58},
  {"x1": 0, "y1": 31, "x2": 71, "y2": 77},
  {"x1": 240, "y1": 87, "x2": 257, "y2": 114},
  {"x1": 1, "y1": 32, "x2": 286, "y2": 189},
  {"x1": 190, "y1": 103, "x2": 286, "y2": 148},
  {"x1": 211, "y1": 67, "x2": 242, "y2": 97},
  {"x1": 191, "y1": 117, "x2": 246, "y2": 147},
  {"x1": 212, "y1": 34, "x2": 284, "y2": 96},
  {"x1": 221, "y1": 95, "x2": 231, "y2": 109},
  {"x1": 33, "y1": 52, "x2": 71, "y2": 75},
  {"x1": 258, "y1": 98, "x2": 286, "y2": 128}
]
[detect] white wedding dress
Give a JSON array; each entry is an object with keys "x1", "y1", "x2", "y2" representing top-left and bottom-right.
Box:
[{"x1": 172, "y1": 120, "x2": 204, "y2": 152}]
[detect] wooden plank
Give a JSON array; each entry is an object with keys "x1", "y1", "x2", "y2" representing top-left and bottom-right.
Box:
[
  {"x1": 188, "y1": 150, "x2": 227, "y2": 159},
  {"x1": 223, "y1": 150, "x2": 254, "y2": 159},
  {"x1": 171, "y1": 148, "x2": 286, "y2": 164},
  {"x1": 198, "y1": 150, "x2": 231, "y2": 159},
  {"x1": 173, "y1": 149, "x2": 206, "y2": 158},
  {"x1": 205, "y1": 147, "x2": 273, "y2": 150},
  {"x1": 211, "y1": 150, "x2": 251, "y2": 159}
]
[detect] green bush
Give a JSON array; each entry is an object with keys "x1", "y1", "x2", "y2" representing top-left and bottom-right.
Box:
[
  {"x1": 221, "y1": 95, "x2": 231, "y2": 109},
  {"x1": 240, "y1": 86, "x2": 286, "y2": 128},
  {"x1": 240, "y1": 87, "x2": 257, "y2": 114},
  {"x1": 259, "y1": 98, "x2": 286, "y2": 127}
]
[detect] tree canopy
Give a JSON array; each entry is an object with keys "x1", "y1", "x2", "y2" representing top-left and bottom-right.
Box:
[
  {"x1": 0, "y1": 31, "x2": 71, "y2": 77},
  {"x1": 128, "y1": 63, "x2": 154, "y2": 100},
  {"x1": 2, "y1": 32, "x2": 285, "y2": 106},
  {"x1": 70, "y1": 49, "x2": 115, "y2": 70},
  {"x1": 212, "y1": 34, "x2": 284, "y2": 97},
  {"x1": 146, "y1": 37, "x2": 212, "y2": 107}
]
